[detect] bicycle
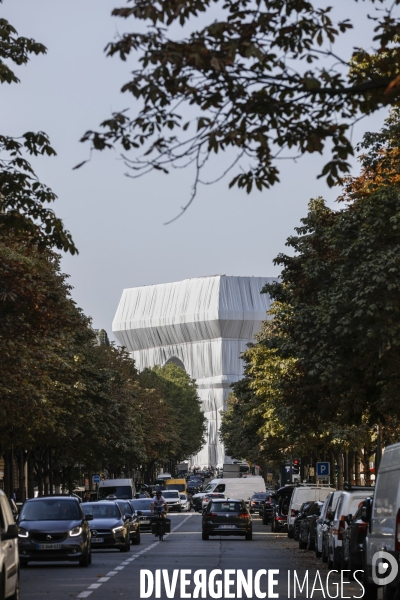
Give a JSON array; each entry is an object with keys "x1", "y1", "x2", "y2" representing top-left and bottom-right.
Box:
[{"x1": 152, "y1": 507, "x2": 167, "y2": 541}]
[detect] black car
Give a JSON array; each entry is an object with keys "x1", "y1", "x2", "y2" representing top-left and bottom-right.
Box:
[
  {"x1": 81, "y1": 501, "x2": 131, "y2": 552},
  {"x1": 260, "y1": 493, "x2": 278, "y2": 525},
  {"x1": 270, "y1": 487, "x2": 293, "y2": 532},
  {"x1": 202, "y1": 499, "x2": 253, "y2": 540},
  {"x1": 115, "y1": 499, "x2": 141, "y2": 545},
  {"x1": 298, "y1": 501, "x2": 323, "y2": 550},
  {"x1": 249, "y1": 492, "x2": 268, "y2": 514},
  {"x1": 17, "y1": 496, "x2": 92, "y2": 567},
  {"x1": 129, "y1": 498, "x2": 154, "y2": 532},
  {"x1": 187, "y1": 480, "x2": 202, "y2": 494},
  {"x1": 342, "y1": 499, "x2": 372, "y2": 575},
  {"x1": 292, "y1": 501, "x2": 313, "y2": 541}
]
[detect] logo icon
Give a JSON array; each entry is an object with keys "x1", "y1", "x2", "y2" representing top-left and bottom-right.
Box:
[
  {"x1": 372, "y1": 551, "x2": 399, "y2": 586},
  {"x1": 91, "y1": 530, "x2": 98, "y2": 537},
  {"x1": 46, "y1": 534, "x2": 52, "y2": 541}
]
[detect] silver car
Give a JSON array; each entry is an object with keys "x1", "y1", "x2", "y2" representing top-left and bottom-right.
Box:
[{"x1": 0, "y1": 489, "x2": 20, "y2": 599}]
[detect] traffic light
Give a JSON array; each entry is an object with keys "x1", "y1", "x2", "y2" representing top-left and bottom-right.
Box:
[{"x1": 293, "y1": 459, "x2": 300, "y2": 475}]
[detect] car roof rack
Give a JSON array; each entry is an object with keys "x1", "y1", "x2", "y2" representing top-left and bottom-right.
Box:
[{"x1": 343, "y1": 482, "x2": 375, "y2": 491}]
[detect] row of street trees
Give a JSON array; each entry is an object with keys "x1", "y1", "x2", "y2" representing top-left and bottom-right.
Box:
[
  {"x1": 221, "y1": 110, "x2": 400, "y2": 488},
  {"x1": 0, "y1": 8, "x2": 206, "y2": 500}
]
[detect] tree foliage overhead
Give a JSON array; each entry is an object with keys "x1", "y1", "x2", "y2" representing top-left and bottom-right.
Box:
[
  {"x1": 220, "y1": 108, "x2": 400, "y2": 464},
  {"x1": 82, "y1": 0, "x2": 400, "y2": 220},
  {"x1": 0, "y1": 5, "x2": 76, "y2": 252}
]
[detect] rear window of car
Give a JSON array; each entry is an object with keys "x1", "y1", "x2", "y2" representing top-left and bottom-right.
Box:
[
  {"x1": 20, "y1": 499, "x2": 81, "y2": 521},
  {"x1": 210, "y1": 502, "x2": 243, "y2": 512},
  {"x1": 374, "y1": 470, "x2": 398, "y2": 519},
  {"x1": 252, "y1": 493, "x2": 267, "y2": 499}
]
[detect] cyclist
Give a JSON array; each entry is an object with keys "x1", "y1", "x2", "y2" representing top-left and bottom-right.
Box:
[{"x1": 151, "y1": 491, "x2": 168, "y2": 518}]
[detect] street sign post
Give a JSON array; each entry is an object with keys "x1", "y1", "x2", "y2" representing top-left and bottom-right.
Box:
[{"x1": 316, "y1": 462, "x2": 330, "y2": 478}]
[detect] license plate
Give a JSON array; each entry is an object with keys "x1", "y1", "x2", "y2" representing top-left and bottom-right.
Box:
[
  {"x1": 141, "y1": 520, "x2": 150, "y2": 524},
  {"x1": 220, "y1": 525, "x2": 236, "y2": 529},
  {"x1": 36, "y1": 543, "x2": 61, "y2": 550},
  {"x1": 91, "y1": 538, "x2": 104, "y2": 543}
]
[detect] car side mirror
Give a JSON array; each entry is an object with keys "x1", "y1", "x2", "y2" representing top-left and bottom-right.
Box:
[
  {"x1": 345, "y1": 514, "x2": 353, "y2": 525},
  {"x1": 2, "y1": 523, "x2": 18, "y2": 540},
  {"x1": 361, "y1": 500, "x2": 372, "y2": 523},
  {"x1": 85, "y1": 514, "x2": 94, "y2": 521},
  {"x1": 327, "y1": 509, "x2": 334, "y2": 521},
  {"x1": 124, "y1": 515, "x2": 131, "y2": 522}
]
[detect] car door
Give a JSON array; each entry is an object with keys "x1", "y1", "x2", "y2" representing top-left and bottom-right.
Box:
[{"x1": 0, "y1": 493, "x2": 18, "y2": 598}]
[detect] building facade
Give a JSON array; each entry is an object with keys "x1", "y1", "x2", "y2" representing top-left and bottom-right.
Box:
[{"x1": 112, "y1": 275, "x2": 275, "y2": 466}]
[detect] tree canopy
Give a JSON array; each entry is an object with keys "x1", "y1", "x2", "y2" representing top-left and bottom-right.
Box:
[
  {"x1": 82, "y1": 0, "x2": 400, "y2": 220},
  {"x1": 220, "y1": 108, "x2": 400, "y2": 474}
]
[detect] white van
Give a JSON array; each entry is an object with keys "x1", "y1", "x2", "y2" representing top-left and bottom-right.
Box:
[
  {"x1": 363, "y1": 442, "x2": 400, "y2": 600},
  {"x1": 288, "y1": 485, "x2": 334, "y2": 538},
  {"x1": 97, "y1": 478, "x2": 136, "y2": 500},
  {"x1": 193, "y1": 477, "x2": 265, "y2": 506},
  {"x1": 326, "y1": 487, "x2": 373, "y2": 570}
]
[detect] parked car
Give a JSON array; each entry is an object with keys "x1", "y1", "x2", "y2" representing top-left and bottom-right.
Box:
[
  {"x1": 315, "y1": 490, "x2": 342, "y2": 559},
  {"x1": 260, "y1": 493, "x2": 278, "y2": 525},
  {"x1": 249, "y1": 493, "x2": 268, "y2": 514},
  {"x1": 81, "y1": 501, "x2": 130, "y2": 552},
  {"x1": 202, "y1": 499, "x2": 252, "y2": 540},
  {"x1": 325, "y1": 486, "x2": 373, "y2": 570},
  {"x1": 362, "y1": 442, "x2": 400, "y2": 600},
  {"x1": 17, "y1": 495, "x2": 92, "y2": 567},
  {"x1": 129, "y1": 498, "x2": 153, "y2": 532},
  {"x1": 292, "y1": 501, "x2": 314, "y2": 541},
  {"x1": 115, "y1": 499, "x2": 141, "y2": 545},
  {"x1": 270, "y1": 501, "x2": 288, "y2": 532},
  {"x1": 287, "y1": 485, "x2": 333, "y2": 539},
  {"x1": 341, "y1": 498, "x2": 372, "y2": 576},
  {"x1": 298, "y1": 501, "x2": 323, "y2": 550},
  {"x1": 201, "y1": 493, "x2": 226, "y2": 511},
  {"x1": 0, "y1": 488, "x2": 20, "y2": 597}
]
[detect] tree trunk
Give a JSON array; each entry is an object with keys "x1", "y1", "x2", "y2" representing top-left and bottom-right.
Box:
[
  {"x1": 27, "y1": 453, "x2": 35, "y2": 499},
  {"x1": 355, "y1": 451, "x2": 361, "y2": 486},
  {"x1": 18, "y1": 449, "x2": 26, "y2": 502}
]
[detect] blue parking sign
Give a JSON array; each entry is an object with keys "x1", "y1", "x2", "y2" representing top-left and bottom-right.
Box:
[
  {"x1": 316, "y1": 462, "x2": 330, "y2": 477},
  {"x1": 92, "y1": 475, "x2": 100, "y2": 483}
]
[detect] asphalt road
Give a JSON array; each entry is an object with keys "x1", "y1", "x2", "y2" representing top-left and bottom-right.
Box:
[{"x1": 20, "y1": 512, "x2": 368, "y2": 599}]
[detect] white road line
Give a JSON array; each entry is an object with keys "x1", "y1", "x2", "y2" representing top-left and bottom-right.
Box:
[
  {"x1": 106, "y1": 571, "x2": 118, "y2": 576},
  {"x1": 77, "y1": 593, "x2": 93, "y2": 598}
]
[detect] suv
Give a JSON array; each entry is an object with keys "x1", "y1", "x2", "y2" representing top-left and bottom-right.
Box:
[
  {"x1": 0, "y1": 489, "x2": 20, "y2": 599},
  {"x1": 287, "y1": 485, "x2": 333, "y2": 539}
]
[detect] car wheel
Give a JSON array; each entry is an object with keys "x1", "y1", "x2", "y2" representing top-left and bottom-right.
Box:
[
  {"x1": 293, "y1": 528, "x2": 299, "y2": 542},
  {"x1": 322, "y1": 541, "x2": 328, "y2": 563},
  {"x1": 19, "y1": 560, "x2": 29, "y2": 568},
  {"x1": 245, "y1": 532, "x2": 253, "y2": 541},
  {"x1": 271, "y1": 520, "x2": 275, "y2": 533},
  {"x1": 133, "y1": 529, "x2": 141, "y2": 545},
  {"x1": 287, "y1": 528, "x2": 292, "y2": 539},
  {"x1": 333, "y1": 548, "x2": 341, "y2": 570},
  {"x1": 383, "y1": 586, "x2": 397, "y2": 600},
  {"x1": 9, "y1": 571, "x2": 20, "y2": 600},
  {"x1": 298, "y1": 535, "x2": 307, "y2": 549},
  {"x1": 202, "y1": 531, "x2": 209, "y2": 540},
  {"x1": 307, "y1": 532, "x2": 315, "y2": 551}
]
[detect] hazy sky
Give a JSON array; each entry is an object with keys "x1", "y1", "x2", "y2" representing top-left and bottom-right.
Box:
[{"x1": 3, "y1": 1, "x2": 391, "y2": 342}]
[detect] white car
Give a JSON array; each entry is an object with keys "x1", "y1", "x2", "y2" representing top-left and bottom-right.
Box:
[
  {"x1": 315, "y1": 491, "x2": 342, "y2": 558},
  {"x1": 180, "y1": 494, "x2": 190, "y2": 512},
  {"x1": 0, "y1": 489, "x2": 20, "y2": 599},
  {"x1": 161, "y1": 490, "x2": 182, "y2": 513}
]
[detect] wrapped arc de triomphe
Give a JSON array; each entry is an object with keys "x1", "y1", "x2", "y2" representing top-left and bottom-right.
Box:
[{"x1": 112, "y1": 275, "x2": 275, "y2": 467}]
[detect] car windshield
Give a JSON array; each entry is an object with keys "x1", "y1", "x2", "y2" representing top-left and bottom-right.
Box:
[
  {"x1": 252, "y1": 493, "x2": 267, "y2": 499},
  {"x1": 180, "y1": 495, "x2": 187, "y2": 500},
  {"x1": 130, "y1": 499, "x2": 153, "y2": 510},
  {"x1": 20, "y1": 499, "x2": 81, "y2": 521},
  {"x1": 82, "y1": 503, "x2": 121, "y2": 519},
  {"x1": 116, "y1": 502, "x2": 132, "y2": 515},
  {"x1": 166, "y1": 484, "x2": 186, "y2": 492},
  {"x1": 98, "y1": 486, "x2": 132, "y2": 500},
  {"x1": 211, "y1": 502, "x2": 242, "y2": 512},
  {"x1": 163, "y1": 491, "x2": 179, "y2": 499}
]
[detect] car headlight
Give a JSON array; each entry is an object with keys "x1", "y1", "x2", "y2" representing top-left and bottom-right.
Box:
[
  {"x1": 112, "y1": 526, "x2": 124, "y2": 534},
  {"x1": 70, "y1": 526, "x2": 82, "y2": 537},
  {"x1": 18, "y1": 528, "x2": 29, "y2": 539}
]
